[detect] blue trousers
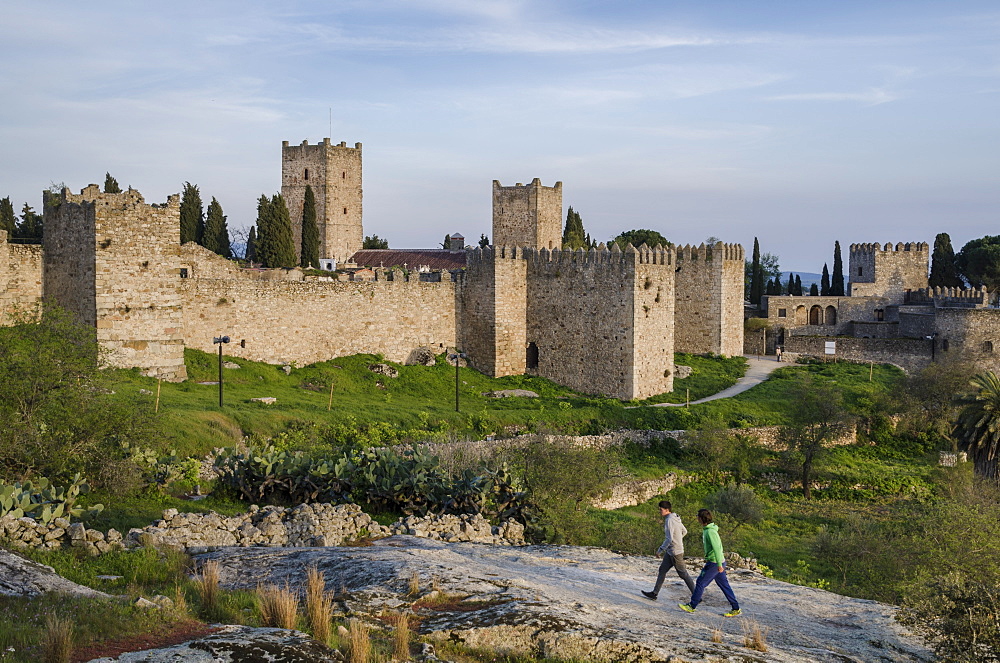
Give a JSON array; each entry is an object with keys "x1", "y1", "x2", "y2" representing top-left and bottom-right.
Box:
[{"x1": 689, "y1": 561, "x2": 739, "y2": 610}]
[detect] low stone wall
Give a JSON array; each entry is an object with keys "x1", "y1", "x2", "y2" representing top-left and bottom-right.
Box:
[
  {"x1": 591, "y1": 473, "x2": 692, "y2": 510},
  {"x1": 0, "y1": 503, "x2": 527, "y2": 556}
]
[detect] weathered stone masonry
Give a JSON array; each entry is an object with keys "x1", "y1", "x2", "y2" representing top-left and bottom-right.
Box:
[{"x1": 0, "y1": 230, "x2": 42, "y2": 323}]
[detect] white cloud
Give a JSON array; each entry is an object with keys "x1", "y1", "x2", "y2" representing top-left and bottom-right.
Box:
[{"x1": 764, "y1": 87, "x2": 899, "y2": 105}]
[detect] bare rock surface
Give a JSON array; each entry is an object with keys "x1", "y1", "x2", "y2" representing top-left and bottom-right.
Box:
[
  {"x1": 0, "y1": 548, "x2": 108, "y2": 598},
  {"x1": 196, "y1": 537, "x2": 931, "y2": 662},
  {"x1": 85, "y1": 625, "x2": 341, "y2": 662},
  {"x1": 484, "y1": 389, "x2": 539, "y2": 398}
]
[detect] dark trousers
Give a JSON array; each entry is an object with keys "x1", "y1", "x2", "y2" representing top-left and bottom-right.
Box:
[
  {"x1": 689, "y1": 561, "x2": 739, "y2": 610},
  {"x1": 653, "y1": 551, "x2": 696, "y2": 595}
]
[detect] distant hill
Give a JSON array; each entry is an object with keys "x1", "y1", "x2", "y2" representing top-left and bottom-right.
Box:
[{"x1": 781, "y1": 271, "x2": 823, "y2": 292}]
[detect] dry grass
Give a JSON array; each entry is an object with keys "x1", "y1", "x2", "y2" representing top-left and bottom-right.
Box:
[
  {"x1": 348, "y1": 618, "x2": 371, "y2": 663},
  {"x1": 710, "y1": 624, "x2": 724, "y2": 643},
  {"x1": 305, "y1": 566, "x2": 335, "y2": 645},
  {"x1": 41, "y1": 614, "x2": 73, "y2": 663},
  {"x1": 172, "y1": 583, "x2": 190, "y2": 617},
  {"x1": 256, "y1": 583, "x2": 299, "y2": 629},
  {"x1": 741, "y1": 619, "x2": 768, "y2": 652},
  {"x1": 391, "y1": 611, "x2": 411, "y2": 661},
  {"x1": 406, "y1": 571, "x2": 420, "y2": 597},
  {"x1": 194, "y1": 559, "x2": 221, "y2": 617}
]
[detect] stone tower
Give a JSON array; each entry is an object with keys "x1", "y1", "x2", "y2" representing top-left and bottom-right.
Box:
[
  {"x1": 42, "y1": 185, "x2": 186, "y2": 380},
  {"x1": 281, "y1": 139, "x2": 363, "y2": 264},
  {"x1": 492, "y1": 179, "x2": 562, "y2": 250},
  {"x1": 848, "y1": 242, "x2": 929, "y2": 301}
]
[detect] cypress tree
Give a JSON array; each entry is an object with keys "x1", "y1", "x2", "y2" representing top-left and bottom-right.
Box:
[
  {"x1": 253, "y1": 195, "x2": 271, "y2": 266},
  {"x1": 821, "y1": 264, "x2": 831, "y2": 296},
  {"x1": 441, "y1": 234, "x2": 451, "y2": 249},
  {"x1": 831, "y1": 241, "x2": 845, "y2": 296},
  {"x1": 795, "y1": 275, "x2": 803, "y2": 296},
  {"x1": 179, "y1": 182, "x2": 204, "y2": 244},
  {"x1": 300, "y1": 185, "x2": 319, "y2": 268},
  {"x1": 268, "y1": 194, "x2": 297, "y2": 268},
  {"x1": 17, "y1": 204, "x2": 42, "y2": 239},
  {"x1": 104, "y1": 173, "x2": 121, "y2": 194},
  {"x1": 929, "y1": 232, "x2": 963, "y2": 288},
  {"x1": 246, "y1": 226, "x2": 257, "y2": 263},
  {"x1": 562, "y1": 206, "x2": 586, "y2": 250},
  {"x1": 478, "y1": 234, "x2": 490, "y2": 248},
  {"x1": 810, "y1": 283, "x2": 819, "y2": 296},
  {"x1": 0, "y1": 197, "x2": 15, "y2": 236},
  {"x1": 203, "y1": 197, "x2": 232, "y2": 258},
  {"x1": 786, "y1": 273, "x2": 795, "y2": 295},
  {"x1": 749, "y1": 237, "x2": 764, "y2": 306}
]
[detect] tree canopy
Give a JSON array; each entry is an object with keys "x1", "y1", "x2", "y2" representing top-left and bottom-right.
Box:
[
  {"x1": 103, "y1": 173, "x2": 121, "y2": 194},
  {"x1": 956, "y1": 236, "x2": 1000, "y2": 296},
  {"x1": 0, "y1": 197, "x2": 17, "y2": 236},
  {"x1": 202, "y1": 197, "x2": 231, "y2": 259},
  {"x1": 562, "y1": 206, "x2": 588, "y2": 250},
  {"x1": 831, "y1": 241, "x2": 845, "y2": 296},
  {"x1": 179, "y1": 182, "x2": 203, "y2": 245},
  {"x1": 929, "y1": 233, "x2": 963, "y2": 288},
  {"x1": 363, "y1": 235, "x2": 389, "y2": 250},
  {"x1": 610, "y1": 229, "x2": 669, "y2": 250},
  {"x1": 300, "y1": 185, "x2": 319, "y2": 268},
  {"x1": 16, "y1": 204, "x2": 42, "y2": 240},
  {"x1": 956, "y1": 372, "x2": 1000, "y2": 480}
]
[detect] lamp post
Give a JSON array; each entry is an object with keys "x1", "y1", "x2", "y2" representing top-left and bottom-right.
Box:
[
  {"x1": 448, "y1": 352, "x2": 467, "y2": 412},
  {"x1": 213, "y1": 336, "x2": 230, "y2": 407}
]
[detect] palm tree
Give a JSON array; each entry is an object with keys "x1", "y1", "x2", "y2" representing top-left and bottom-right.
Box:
[{"x1": 955, "y1": 372, "x2": 1000, "y2": 480}]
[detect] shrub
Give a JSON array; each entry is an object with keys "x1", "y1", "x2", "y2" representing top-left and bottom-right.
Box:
[{"x1": 706, "y1": 484, "x2": 764, "y2": 531}]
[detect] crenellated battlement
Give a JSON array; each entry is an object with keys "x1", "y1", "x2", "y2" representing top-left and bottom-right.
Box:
[
  {"x1": 466, "y1": 243, "x2": 675, "y2": 268},
  {"x1": 492, "y1": 178, "x2": 562, "y2": 191},
  {"x1": 909, "y1": 286, "x2": 989, "y2": 307},
  {"x1": 850, "y1": 241, "x2": 929, "y2": 255},
  {"x1": 47, "y1": 184, "x2": 180, "y2": 210},
  {"x1": 675, "y1": 242, "x2": 744, "y2": 262},
  {"x1": 281, "y1": 138, "x2": 362, "y2": 151}
]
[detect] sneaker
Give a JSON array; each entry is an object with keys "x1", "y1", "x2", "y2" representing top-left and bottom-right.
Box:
[
  {"x1": 640, "y1": 591, "x2": 657, "y2": 601},
  {"x1": 723, "y1": 608, "x2": 742, "y2": 618},
  {"x1": 678, "y1": 603, "x2": 696, "y2": 613}
]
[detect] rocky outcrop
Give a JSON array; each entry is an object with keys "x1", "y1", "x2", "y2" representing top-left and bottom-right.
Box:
[
  {"x1": 195, "y1": 538, "x2": 931, "y2": 662},
  {"x1": 0, "y1": 548, "x2": 108, "y2": 598},
  {"x1": 85, "y1": 625, "x2": 341, "y2": 662}
]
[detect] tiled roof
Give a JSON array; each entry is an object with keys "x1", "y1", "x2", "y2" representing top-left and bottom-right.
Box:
[{"x1": 349, "y1": 249, "x2": 467, "y2": 270}]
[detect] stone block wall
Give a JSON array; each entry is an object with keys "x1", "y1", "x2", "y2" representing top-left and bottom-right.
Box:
[
  {"x1": 673, "y1": 243, "x2": 744, "y2": 356},
  {"x1": 0, "y1": 231, "x2": 43, "y2": 323},
  {"x1": 932, "y1": 307, "x2": 1000, "y2": 373},
  {"x1": 849, "y1": 242, "x2": 928, "y2": 301},
  {"x1": 764, "y1": 294, "x2": 894, "y2": 335},
  {"x1": 462, "y1": 246, "x2": 527, "y2": 377},
  {"x1": 492, "y1": 179, "x2": 562, "y2": 250},
  {"x1": 181, "y1": 267, "x2": 459, "y2": 366},
  {"x1": 281, "y1": 139, "x2": 363, "y2": 263},
  {"x1": 44, "y1": 185, "x2": 187, "y2": 380},
  {"x1": 784, "y1": 335, "x2": 932, "y2": 373}
]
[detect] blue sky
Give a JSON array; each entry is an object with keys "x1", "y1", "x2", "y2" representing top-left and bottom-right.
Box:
[{"x1": 2, "y1": 1, "x2": 998, "y2": 271}]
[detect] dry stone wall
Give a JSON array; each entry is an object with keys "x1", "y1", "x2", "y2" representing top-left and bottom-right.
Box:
[{"x1": 0, "y1": 231, "x2": 42, "y2": 322}]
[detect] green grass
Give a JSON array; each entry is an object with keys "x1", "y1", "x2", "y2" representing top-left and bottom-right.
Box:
[{"x1": 641, "y1": 353, "x2": 748, "y2": 404}]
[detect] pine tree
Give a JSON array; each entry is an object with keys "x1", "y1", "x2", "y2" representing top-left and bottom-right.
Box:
[
  {"x1": 103, "y1": 173, "x2": 121, "y2": 194},
  {"x1": 831, "y1": 241, "x2": 845, "y2": 296},
  {"x1": 300, "y1": 185, "x2": 319, "y2": 268},
  {"x1": 202, "y1": 197, "x2": 231, "y2": 258},
  {"x1": 749, "y1": 237, "x2": 764, "y2": 306},
  {"x1": 810, "y1": 283, "x2": 819, "y2": 296},
  {"x1": 363, "y1": 235, "x2": 389, "y2": 249},
  {"x1": 562, "y1": 206, "x2": 586, "y2": 250},
  {"x1": 795, "y1": 275, "x2": 803, "y2": 296},
  {"x1": 179, "y1": 182, "x2": 204, "y2": 244},
  {"x1": 478, "y1": 234, "x2": 490, "y2": 248},
  {"x1": 246, "y1": 226, "x2": 257, "y2": 263},
  {"x1": 821, "y1": 264, "x2": 831, "y2": 296},
  {"x1": 268, "y1": 194, "x2": 297, "y2": 268},
  {"x1": 253, "y1": 195, "x2": 272, "y2": 266},
  {"x1": 929, "y1": 232, "x2": 963, "y2": 288},
  {"x1": 0, "y1": 197, "x2": 15, "y2": 236}
]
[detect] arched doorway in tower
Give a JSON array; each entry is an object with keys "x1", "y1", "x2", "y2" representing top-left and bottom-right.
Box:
[
  {"x1": 825, "y1": 306, "x2": 837, "y2": 326},
  {"x1": 809, "y1": 305, "x2": 822, "y2": 325}
]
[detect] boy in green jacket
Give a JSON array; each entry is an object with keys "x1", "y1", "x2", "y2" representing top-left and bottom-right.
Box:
[{"x1": 678, "y1": 508, "x2": 741, "y2": 617}]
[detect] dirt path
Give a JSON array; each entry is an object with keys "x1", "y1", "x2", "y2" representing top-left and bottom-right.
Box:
[{"x1": 654, "y1": 354, "x2": 791, "y2": 407}]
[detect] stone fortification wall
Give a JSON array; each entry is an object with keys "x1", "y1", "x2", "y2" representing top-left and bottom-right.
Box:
[
  {"x1": 462, "y1": 246, "x2": 527, "y2": 377},
  {"x1": 492, "y1": 179, "x2": 562, "y2": 250},
  {"x1": 765, "y1": 294, "x2": 893, "y2": 333},
  {"x1": 281, "y1": 139, "x2": 363, "y2": 263},
  {"x1": 933, "y1": 307, "x2": 1000, "y2": 373},
  {"x1": 909, "y1": 286, "x2": 988, "y2": 308},
  {"x1": 44, "y1": 185, "x2": 187, "y2": 380},
  {"x1": 524, "y1": 243, "x2": 674, "y2": 400},
  {"x1": 181, "y1": 267, "x2": 459, "y2": 366},
  {"x1": 898, "y1": 307, "x2": 937, "y2": 338},
  {"x1": 784, "y1": 335, "x2": 932, "y2": 373},
  {"x1": 0, "y1": 231, "x2": 43, "y2": 323},
  {"x1": 673, "y1": 242, "x2": 744, "y2": 356},
  {"x1": 848, "y1": 242, "x2": 928, "y2": 300}
]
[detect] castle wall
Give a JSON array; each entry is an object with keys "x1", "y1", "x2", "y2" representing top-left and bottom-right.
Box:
[
  {"x1": 281, "y1": 139, "x2": 363, "y2": 264},
  {"x1": 849, "y1": 242, "x2": 928, "y2": 301},
  {"x1": 0, "y1": 231, "x2": 43, "y2": 323},
  {"x1": 524, "y1": 245, "x2": 674, "y2": 400},
  {"x1": 44, "y1": 185, "x2": 186, "y2": 380},
  {"x1": 932, "y1": 308, "x2": 1000, "y2": 373},
  {"x1": 461, "y1": 246, "x2": 527, "y2": 377},
  {"x1": 763, "y1": 294, "x2": 896, "y2": 335},
  {"x1": 492, "y1": 179, "x2": 562, "y2": 250},
  {"x1": 181, "y1": 270, "x2": 459, "y2": 366},
  {"x1": 673, "y1": 243, "x2": 744, "y2": 355},
  {"x1": 784, "y1": 335, "x2": 932, "y2": 373}
]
